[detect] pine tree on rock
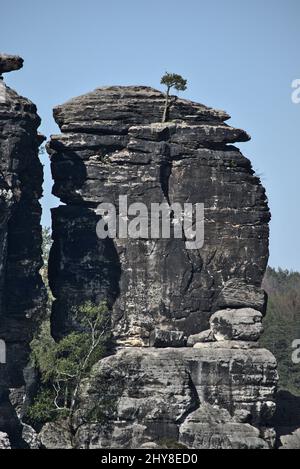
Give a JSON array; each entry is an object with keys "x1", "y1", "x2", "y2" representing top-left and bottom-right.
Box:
[{"x1": 160, "y1": 72, "x2": 187, "y2": 122}]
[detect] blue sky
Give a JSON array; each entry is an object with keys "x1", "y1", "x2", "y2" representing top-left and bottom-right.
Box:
[{"x1": 1, "y1": 0, "x2": 299, "y2": 270}]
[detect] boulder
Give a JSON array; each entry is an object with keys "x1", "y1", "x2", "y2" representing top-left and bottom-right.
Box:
[
  {"x1": 214, "y1": 278, "x2": 267, "y2": 314},
  {"x1": 39, "y1": 421, "x2": 73, "y2": 450},
  {"x1": 149, "y1": 329, "x2": 187, "y2": 348},
  {"x1": 210, "y1": 308, "x2": 263, "y2": 341},
  {"x1": 21, "y1": 424, "x2": 40, "y2": 450},
  {"x1": 0, "y1": 54, "x2": 23, "y2": 75}
]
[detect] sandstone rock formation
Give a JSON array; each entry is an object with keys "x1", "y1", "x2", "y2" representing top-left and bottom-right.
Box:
[
  {"x1": 46, "y1": 86, "x2": 277, "y2": 449},
  {"x1": 0, "y1": 54, "x2": 23, "y2": 76},
  {"x1": 73, "y1": 346, "x2": 277, "y2": 449},
  {"x1": 210, "y1": 308, "x2": 263, "y2": 342},
  {"x1": 48, "y1": 86, "x2": 270, "y2": 345},
  {"x1": 0, "y1": 54, "x2": 45, "y2": 447}
]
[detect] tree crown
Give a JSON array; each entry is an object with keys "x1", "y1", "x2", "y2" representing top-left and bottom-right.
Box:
[{"x1": 160, "y1": 72, "x2": 187, "y2": 92}]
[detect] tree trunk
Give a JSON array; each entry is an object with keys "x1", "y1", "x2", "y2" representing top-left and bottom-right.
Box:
[{"x1": 162, "y1": 88, "x2": 170, "y2": 123}]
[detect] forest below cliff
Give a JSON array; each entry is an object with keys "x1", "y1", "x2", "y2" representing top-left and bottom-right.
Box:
[{"x1": 261, "y1": 267, "x2": 300, "y2": 396}]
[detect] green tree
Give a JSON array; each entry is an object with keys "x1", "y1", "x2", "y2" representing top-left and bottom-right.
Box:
[
  {"x1": 160, "y1": 72, "x2": 187, "y2": 123},
  {"x1": 28, "y1": 301, "x2": 111, "y2": 427}
]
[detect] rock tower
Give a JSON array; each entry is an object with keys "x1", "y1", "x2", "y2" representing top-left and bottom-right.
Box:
[
  {"x1": 46, "y1": 86, "x2": 277, "y2": 449},
  {"x1": 0, "y1": 54, "x2": 45, "y2": 447}
]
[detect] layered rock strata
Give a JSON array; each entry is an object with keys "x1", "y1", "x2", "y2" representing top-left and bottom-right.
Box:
[
  {"x1": 0, "y1": 54, "x2": 45, "y2": 446},
  {"x1": 73, "y1": 346, "x2": 277, "y2": 449},
  {"x1": 46, "y1": 86, "x2": 277, "y2": 449},
  {"x1": 48, "y1": 86, "x2": 270, "y2": 344}
]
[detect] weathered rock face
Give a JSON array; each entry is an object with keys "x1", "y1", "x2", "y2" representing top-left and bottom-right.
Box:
[
  {"x1": 73, "y1": 346, "x2": 277, "y2": 449},
  {"x1": 0, "y1": 59, "x2": 45, "y2": 445},
  {"x1": 46, "y1": 86, "x2": 276, "y2": 449},
  {"x1": 0, "y1": 54, "x2": 23, "y2": 76},
  {"x1": 210, "y1": 308, "x2": 263, "y2": 342},
  {"x1": 48, "y1": 86, "x2": 270, "y2": 344},
  {"x1": 39, "y1": 421, "x2": 72, "y2": 450}
]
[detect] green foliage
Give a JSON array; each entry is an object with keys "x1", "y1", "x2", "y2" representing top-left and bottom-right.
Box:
[
  {"x1": 260, "y1": 267, "x2": 300, "y2": 395},
  {"x1": 26, "y1": 389, "x2": 58, "y2": 425},
  {"x1": 27, "y1": 301, "x2": 112, "y2": 426},
  {"x1": 27, "y1": 388, "x2": 69, "y2": 426},
  {"x1": 30, "y1": 320, "x2": 56, "y2": 383},
  {"x1": 160, "y1": 72, "x2": 187, "y2": 92}
]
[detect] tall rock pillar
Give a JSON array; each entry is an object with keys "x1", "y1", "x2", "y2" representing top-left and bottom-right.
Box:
[
  {"x1": 0, "y1": 54, "x2": 46, "y2": 446},
  {"x1": 46, "y1": 86, "x2": 277, "y2": 449}
]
